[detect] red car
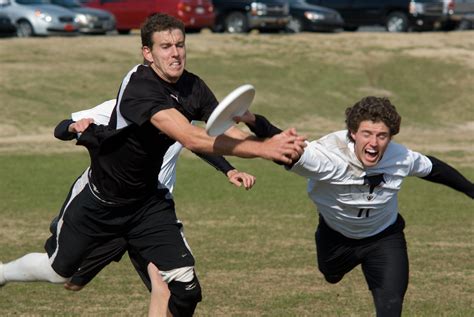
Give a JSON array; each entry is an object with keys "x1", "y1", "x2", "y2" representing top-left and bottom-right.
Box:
[{"x1": 80, "y1": 0, "x2": 215, "y2": 34}]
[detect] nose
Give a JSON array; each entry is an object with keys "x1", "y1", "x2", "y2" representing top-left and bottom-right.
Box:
[
  {"x1": 171, "y1": 45, "x2": 179, "y2": 56},
  {"x1": 368, "y1": 135, "x2": 378, "y2": 146}
]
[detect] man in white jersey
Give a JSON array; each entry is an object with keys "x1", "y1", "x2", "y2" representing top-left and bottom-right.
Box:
[{"x1": 236, "y1": 96, "x2": 473, "y2": 317}]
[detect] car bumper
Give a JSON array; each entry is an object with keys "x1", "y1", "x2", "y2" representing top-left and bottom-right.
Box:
[
  {"x1": 31, "y1": 19, "x2": 78, "y2": 36},
  {"x1": 181, "y1": 14, "x2": 215, "y2": 29},
  {"x1": 77, "y1": 21, "x2": 116, "y2": 34},
  {"x1": 248, "y1": 15, "x2": 290, "y2": 29},
  {"x1": 408, "y1": 14, "x2": 444, "y2": 30}
]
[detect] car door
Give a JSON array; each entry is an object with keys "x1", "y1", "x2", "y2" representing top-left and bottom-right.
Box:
[
  {"x1": 349, "y1": 0, "x2": 386, "y2": 25},
  {"x1": 307, "y1": 0, "x2": 357, "y2": 24},
  {"x1": 98, "y1": 0, "x2": 151, "y2": 30}
]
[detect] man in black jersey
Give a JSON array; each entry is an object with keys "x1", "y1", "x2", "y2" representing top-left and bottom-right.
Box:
[{"x1": 0, "y1": 13, "x2": 305, "y2": 317}]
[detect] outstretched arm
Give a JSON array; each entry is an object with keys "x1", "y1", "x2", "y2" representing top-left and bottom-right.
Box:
[
  {"x1": 151, "y1": 108, "x2": 305, "y2": 165},
  {"x1": 421, "y1": 156, "x2": 474, "y2": 199}
]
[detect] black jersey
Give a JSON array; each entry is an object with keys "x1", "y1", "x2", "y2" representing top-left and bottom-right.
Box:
[{"x1": 78, "y1": 65, "x2": 218, "y2": 205}]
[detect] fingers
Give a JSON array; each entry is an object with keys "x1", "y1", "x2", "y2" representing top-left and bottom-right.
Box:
[
  {"x1": 228, "y1": 171, "x2": 256, "y2": 190},
  {"x1": 71, "y1": 118, "x2": 94, "y2": 133},
  {"x1": 264, "y1": 129, "x2": 306, "y2": 164}
]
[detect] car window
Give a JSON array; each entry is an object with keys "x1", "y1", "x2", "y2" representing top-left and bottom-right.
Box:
[
  {"x1": 16, "y1": 0, "x2": 49, "y2": 4},
  {"x1": 49, "y1": 0, "x2": 82, "y2": 8}
]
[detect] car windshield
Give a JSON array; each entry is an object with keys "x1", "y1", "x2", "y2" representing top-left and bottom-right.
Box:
[
  {"x1": 16, "y1": 0, "x2": 50, "y2": 4},
  {"x1": 49, "y1": 0, "x2": 82, "y2": 8}
]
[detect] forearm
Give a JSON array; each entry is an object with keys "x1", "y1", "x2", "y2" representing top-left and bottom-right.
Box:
[
  {"x1": 194, "y1": 152, "x2": 235, "y2": 175},
  {"x1": 421, "y1": 156, "x2": 474, "y2": 198},
  {"x1": 54, "y1": 119, "x2": 76, "y2": 140}
]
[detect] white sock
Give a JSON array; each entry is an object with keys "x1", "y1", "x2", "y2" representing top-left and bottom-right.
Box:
[{"x1": 3, "y1": 252, "x2": 68, "y2": 284}]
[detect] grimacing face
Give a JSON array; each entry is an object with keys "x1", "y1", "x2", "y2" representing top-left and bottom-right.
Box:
[
  {"x1": 142, "y1": 28, "x2": 186, "y2": 83},
  {"x1": 350, "y1": 120, "x2": 392, "y2": 168}
]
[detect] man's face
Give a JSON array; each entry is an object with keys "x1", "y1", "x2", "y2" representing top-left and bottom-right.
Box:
[
  {"x1": 350, "y1": 120, "x2": 391, "y2": 168},
  {"x1": 143, "y1": 28, "x2": 186, "y2": 83}
]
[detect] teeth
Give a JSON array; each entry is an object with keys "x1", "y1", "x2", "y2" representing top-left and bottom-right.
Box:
[{"x1": 366, "y1": 149, "x2": 377, "y2": 154}]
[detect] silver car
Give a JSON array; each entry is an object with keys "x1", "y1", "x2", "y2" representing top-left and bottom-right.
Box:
[
  {"x1": 50, "y1": 0, "x2": 115, "y2": 34},
  {"x1": 0, "y1": 0, "x2": 79, "y2": 37}
]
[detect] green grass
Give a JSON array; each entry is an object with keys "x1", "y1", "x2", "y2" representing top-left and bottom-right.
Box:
[{"x1": 0, "y1": 32, "x2": 473, "y2": 315}]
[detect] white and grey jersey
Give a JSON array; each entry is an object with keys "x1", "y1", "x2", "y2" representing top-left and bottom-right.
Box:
[
  {"x1": 71, "y1": 98, "x2": 184, "y2": 198},
  {"x1": 290, "y1": 130, "x2": 433, "y2": 239}
]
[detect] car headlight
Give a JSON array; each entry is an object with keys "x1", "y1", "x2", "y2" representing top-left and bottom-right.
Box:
[
  {"x1": 75, "y1": 14, "x2": 89, "y2": 25},
  {"x1": 304, "y1": 11, "x2": 325, "y2": 21},
  {"x1": 34, "y1": 10, "x2": 52, "y2": 23},
  {"x1": 250, "y1": 2, "x2": 267, "y2": 16},
  {"x1": 409, "y1": 2, "x2": 424, "y2": 14}
]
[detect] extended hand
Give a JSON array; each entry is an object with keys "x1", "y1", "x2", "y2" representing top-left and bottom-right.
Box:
[
  {"x1": 262, "y1": 129, "x2": 307, "y2": 164},
  {"x1": 227, "y1": 169, "x2": 256, "y2": 190},
  {"x1": 68, "y1": 118, "x2": 94, "y2": 134}
]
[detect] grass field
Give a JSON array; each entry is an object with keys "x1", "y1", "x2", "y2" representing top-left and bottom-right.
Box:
[{"x1": 0, "y1": 31, "x2": 473, "y2": 316}]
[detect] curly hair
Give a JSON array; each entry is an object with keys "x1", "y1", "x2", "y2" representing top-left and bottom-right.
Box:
[
  {"x1": 141, "y1": 13, "x2": 185, "y2": 48},
  {"x1": 345, "y1": 96, "x2": 401, "y2": 142}
]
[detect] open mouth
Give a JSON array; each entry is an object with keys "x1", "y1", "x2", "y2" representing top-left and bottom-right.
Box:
[{"x1": 365, "y1": 148, "x2": 379, "y2": 160}]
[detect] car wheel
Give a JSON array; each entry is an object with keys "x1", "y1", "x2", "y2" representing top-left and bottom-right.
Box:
[
  {"x1": 16, "y1": 20, "x2": 34, "y2": 37},
  {"x1": 117, "y1": 29, "x2": 131, "y2": 35},
  {"x1": 386, "y1": 11, "x2": 408, "y2": 32},
  {"x1": 224, "y1": 11, "x2": 248, "y2": 33},
  {"x1": 287, "y1": 16, "x2": 304, "y2": 33}
]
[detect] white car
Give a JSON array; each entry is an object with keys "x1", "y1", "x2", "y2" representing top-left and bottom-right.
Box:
[
  {"x1": 0, "y1": 0, "x2": 79, "y2": 37},
  {"x1": 50, "y1": 0, "x2": 115, "y2": 34}
]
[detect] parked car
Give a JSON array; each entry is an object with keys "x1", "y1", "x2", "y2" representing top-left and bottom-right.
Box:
[
  {"x1": 0, "y1": 12, "x2": 17, "y2": 36},
  {"x1": 286, "y1": 0, "x2": 344, "y2": 32},
  {"x1": 50, "y1": 0, "x2": 115, "y2": 34},
  {"x1": 443, "y1": 0, "x2": 474, "y2": 29},
  {"x1": 0, "y1": 0, "x2": 78, "y2": 37},
  {"x1": 80, "y1": 0, "x2": 215, "y2": 34},
  {"x1": 305, "y1": 0, "x2": 445, "y2": 32},
  {"x1": 212, "y1": 0, "x2": 290, "y2": 33}
]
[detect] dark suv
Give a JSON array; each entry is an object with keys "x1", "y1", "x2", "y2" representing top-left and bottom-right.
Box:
[
  {"x1": 306, "y1": 0, "x2": 445, "y2": 32},
  {"x1": 212, "y1": 0, "x2": 290, "y2": 33}
]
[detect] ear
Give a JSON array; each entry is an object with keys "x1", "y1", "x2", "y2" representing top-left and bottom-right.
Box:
[
  {"x1": 350, "y1": 130, "x2": 356, "y2": 141},
  {"x1": 142, "y1": 46, "x2": 153, "y2": 64}
]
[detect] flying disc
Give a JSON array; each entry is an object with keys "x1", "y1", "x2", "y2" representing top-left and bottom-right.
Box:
[{"x1": 206, "y1": 84, "x2": 255, "y2": 136}]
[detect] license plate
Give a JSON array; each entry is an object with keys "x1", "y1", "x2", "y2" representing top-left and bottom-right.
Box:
[{"x1": 195, "y1": 7, "x2": 205, "y2": 14}]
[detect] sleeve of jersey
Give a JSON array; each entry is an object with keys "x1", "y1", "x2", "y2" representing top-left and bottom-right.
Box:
[
  {"x1": 406, "y1": 149, "x2": 433, "y2": 177},
  {"x1": 421, "y1": 156, "x2": 474, "y2": 199},
  {"x1": 247, "y1": 114, "x2": 283, "y2": 138},
  {"x1": 197, "y1": 79, "x2": 219, "y2": 122},
  {"x1": 71, "y1": 99, "x2": 116, "y2": 126},
  {"x1": 289, "y1": 141, "x2": 341, "y2": 180},
  {"x1": 54, "y1": 119, "x2": 76, "y2": 140},
  {"x1": 119, "y1": 78, "x2": 173, "y2": 126},
  {"x1": 193, "y1": 152, "x2": 235, "y2": 175}
]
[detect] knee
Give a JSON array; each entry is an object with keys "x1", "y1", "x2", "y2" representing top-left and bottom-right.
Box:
[
  {"x1": 372, "y1": 288, "x2": 404, "y2": 317},
  {"x1": 324, "y1": 274, "x2": 343, "y2": 284},
  {"x1": 160, "y1": 267, "x2": 202, "y2": 317},
  {"x1": 168, "y1": 276, "x2": 202, "y2": 317}
]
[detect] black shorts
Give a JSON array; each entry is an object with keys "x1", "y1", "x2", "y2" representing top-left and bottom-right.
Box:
[
  {"x1": 45, "y1": 175, "x2": 195, "y2": 278},
  {"x1": 315, "y1": 214, "x2": 409, "y2": 293}
]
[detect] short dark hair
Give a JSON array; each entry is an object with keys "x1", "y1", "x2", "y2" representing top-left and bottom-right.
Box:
[
  {"x1": 140, "y1": 13, "x2": 185, "y2": 48},
  {"x1": 345, "y1": 96, "x2": 401, "y2": 141}
]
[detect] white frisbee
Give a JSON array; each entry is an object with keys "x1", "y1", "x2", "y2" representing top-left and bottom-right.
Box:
[{"x1": 206, "y1": 84, "x2": 255, "y2": 136}]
